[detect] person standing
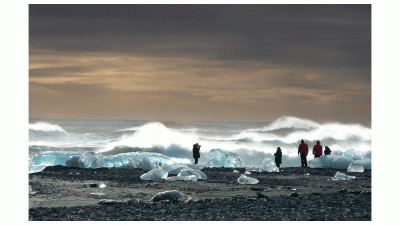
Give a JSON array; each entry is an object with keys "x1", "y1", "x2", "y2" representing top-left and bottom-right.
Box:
[
  {"x1": 274, "y1": 147, "x2": 282, "y2": 168},
  {"x1": 192, "y1": 143, "x2": 201, "y2": 164},
  {"x1": 324, "y1": 146, "x2": 332, "y2": 155},
  {"x1": 298, "y1": 139, "x2": 309, "y2": 167},
  {"x1": 312, "y1": 141, "x2": 323, "y2": 158}
]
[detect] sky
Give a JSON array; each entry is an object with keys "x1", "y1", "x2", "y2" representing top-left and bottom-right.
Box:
[{"x1": 29, "y1": 4, "x2": 371, "y2": 125}]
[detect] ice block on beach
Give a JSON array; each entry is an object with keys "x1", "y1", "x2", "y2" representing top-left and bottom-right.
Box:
[
  {"x1": 331, "y1": 172, "x2": 356, "y2": 180},
  {"x1": 150, "y1": 190, "x2": 187, "y2": 202},
  {"x1": 140, "y1": 169, "x2": 168, "y2": 182},
  {"x1": 347, "y1": 164, "x2": 364, "y2": 172},
  {"x1": 259, "y1": 158, "x2": 279, "y2": 172},
  {"x1": 237, "y1": 174, "x2": 259, "y2": 184},
  {"x1": 206, "y1": 149, "x2": 245, "y2": 168}
]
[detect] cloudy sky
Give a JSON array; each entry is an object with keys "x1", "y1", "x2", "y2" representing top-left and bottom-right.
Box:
[{"x1": 29, "y1": 4, "x2": 371, "y2": 125}]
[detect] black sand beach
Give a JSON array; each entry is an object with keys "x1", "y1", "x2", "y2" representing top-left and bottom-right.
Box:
[{"x1": 29, "y1": 166, "x2": 371, "y2": 221}]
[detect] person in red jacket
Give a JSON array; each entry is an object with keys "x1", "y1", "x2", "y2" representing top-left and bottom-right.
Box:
[
  {"x1": 313, "y1": 141, "x2": 323, "y2": 158},
  {"x1": 298, "y1": 139, "x2": 309, "y2": 167}
]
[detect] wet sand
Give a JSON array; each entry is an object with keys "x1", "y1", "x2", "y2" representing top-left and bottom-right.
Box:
[{"x1": 29, "y1": 166, "x2": 371, "y2": 221}]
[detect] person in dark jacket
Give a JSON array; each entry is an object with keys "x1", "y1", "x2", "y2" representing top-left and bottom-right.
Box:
[
  {"x1": 274, "y1": 147, "x2": 282, "y2": 168},
  {"x1": 192, "y1": 143, "x2": 201, "y2": 164},
  {"x1": 298, "y1": 139, "x2": 309, "y2": 167},
  {"x1": 313, "y1": 141, "x2": 323, "y2": 158},
  {"x1": 324, "y1": 146, "x2": 331, "y2": 155}
]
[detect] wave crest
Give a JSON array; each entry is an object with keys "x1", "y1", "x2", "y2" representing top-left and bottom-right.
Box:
[{"x1": 29, "y1": 122, "x2": 67, "y2": 133}]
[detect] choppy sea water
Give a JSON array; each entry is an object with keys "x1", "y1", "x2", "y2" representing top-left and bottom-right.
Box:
[{"x1": 29, "y1": 116, "x2": 371, "y2": 168}]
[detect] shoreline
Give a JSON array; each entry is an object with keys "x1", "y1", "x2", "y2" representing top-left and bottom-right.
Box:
[{"x1": 29, "y1": 166, "x2": 371, "y2": 221}]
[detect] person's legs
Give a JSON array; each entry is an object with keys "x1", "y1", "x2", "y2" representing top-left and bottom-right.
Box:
[
  {"x1": 300, "y1": 155, "x2": 304, "y2": 167},
  {"x1": 301, "y1": 153, "x2": 307, "y2": 167},
  {"x1": 194, "y1": 157, "x2": 198, "y2": 164}
]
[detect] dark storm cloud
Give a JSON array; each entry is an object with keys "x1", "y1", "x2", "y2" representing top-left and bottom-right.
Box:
[{"x1": 29, "y1": 4, "x2": 371, "y2": 69}]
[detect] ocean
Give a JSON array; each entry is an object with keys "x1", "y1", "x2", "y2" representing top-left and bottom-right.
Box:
[{"x1": 29, "y1": 116, "x2": 371, "y2": 170}]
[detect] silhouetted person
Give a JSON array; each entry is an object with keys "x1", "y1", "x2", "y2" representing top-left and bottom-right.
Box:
[
  {"x1": 298, "y1": 139, "x2": 309, "y2": 167},
  {"x1": 193, "y1": 143, "x2": 201, "y2": 164},
  {"x1": 324, "y1": 146, "x2": 331, "y2": 155},
  {"x1": 313, "y1": 141, "x2": 323, "y2": 158},
  {"x1": 274, "y1": 147, "x2": 282, "y2": 168}
]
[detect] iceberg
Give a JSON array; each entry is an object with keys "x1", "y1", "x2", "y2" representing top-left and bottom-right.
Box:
[
  {"x1": 331, "y1": 156, "x2": 355, "y2": 169},
  {"x1": 76, "y1": 151, "x2": 106, "y2": 169},
  {"x1": 347, "y1": 164, "x2": 364, "y2": 173},
  {"x1": 206, "y1": 149, "x2": 245, "y2": 168},
  {"x1": 245, "y1": 171, "x2": 251, "y2": 175},
  {"x1": 308, "y1": 155, "x2": 356, "y2": 169},
  {"x1": 29, "y1": 164, "x2": 48, "y2": 174},
  {"x1": 140, "y1": 169, "x2": 168, "y2": 182},
  {"x1": 30, "y1": 151, "x2": 191, "y2": 171},
  {"x1": 259, "y1": 158, "x2": 279, "y2": 172},
  {"x1": 122, "y1": 156, "x2": 160, "y2": 170},
  {"x1": 150, "y1": 190, "x2": 187, "y2": 202},
  {"x1": 104, "y1": 152, "x2": 191, "y2": 168},
  {"x1": 354, "y1": 158, "x2": 371, "y2": 169},
  {"x1": 233, "y1": 170, "x2": 239, "y2": 173},
  {"x1": 237, "y1": 174, "x2": 259, "y2": 184},
  {"x1": 65, "y1": 155, "x2": 80, "y2": 167},
  {"x1": 331, "y1": 172, "x2": 356, "y2": 180},
  {"x1": 31, "y1": 151, "x2": 82, "y2": 167},
  {"x1": 344, "y1": 149, "x2": 362, "y2": 161}
]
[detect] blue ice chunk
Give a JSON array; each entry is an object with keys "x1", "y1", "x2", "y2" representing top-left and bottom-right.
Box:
[
  {"x1": 30, "y1": 151, "x2": 82, "y2": 167},
  {"x1": 354, "y1": 158, "x2": 371, "y2": 169},
  {"x1": 78, "y1": 151, "x2": 106, "y2": 169},
  {"x1": 104, "y1": 152, "x2": 191, "y2": 168},
  {"x1": 343, "y1": 149, "x2": 362, "y2": 161},
  {"x1": 331, "y1": 156, "x2": 355, "y2": 169},
  {"x1": 347, "y1": 164, "x2": 364, "y2": 172},
  {"x1": 122, "y1": 156, "x2": 160, "y2": 170},
  {"x1": 309, "y1": 155, "x2": 355, "y2": 169},
  {"x1": 206, "y1": 149, "x2": 245, "y2": 168}
]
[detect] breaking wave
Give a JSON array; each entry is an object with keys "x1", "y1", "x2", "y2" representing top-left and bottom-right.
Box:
[{"x1": 29, "y1": 116, "x2": 371, "y2": 168}]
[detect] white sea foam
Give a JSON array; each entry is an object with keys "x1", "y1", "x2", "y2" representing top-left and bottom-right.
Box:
[{"x1": 29, "y1": 122, "x2": 67, "y2": 133}]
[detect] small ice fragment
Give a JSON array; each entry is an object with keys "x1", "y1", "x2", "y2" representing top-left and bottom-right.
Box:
[
  {"x1": 245, "y1": 171, "x2": 251, "y2": 175},
  {"x1": 347, "y1": 164, "x2": 364, "y2": 173},
  {"x1": 331, "y1": 172, "x2": 356, "y2": 180},
  {"x1": 166, "y1": 175, "x2": 198, "y2": 181},
  {"x1": 237, "y1": 174, "x2": 259, "y2": 184},
  {"x1": 29, "y1": 185, "x2": 36, "y2": 195},
  {"x1": 150, "y1": 190, "x2": 186, "y2": 202},
  {"x1": 304, "y1": 173, "x2": 310, "y2": 175},
  {"x1": 99, "y1": 183, "x2": 106, "y2": 188},
  {"x1": 233, "y1": 170, "x2": 239, "y2": 173},
  {"x1": 91, "y1": 193, "x2": 105, "y2": 196}
]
